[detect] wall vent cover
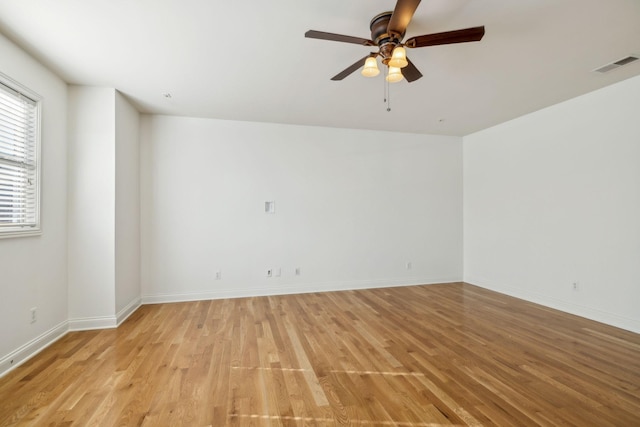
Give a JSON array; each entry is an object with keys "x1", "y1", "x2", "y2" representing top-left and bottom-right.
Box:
[{"x1": 593, "y1": 55, "x2": 639, "y2": 73}]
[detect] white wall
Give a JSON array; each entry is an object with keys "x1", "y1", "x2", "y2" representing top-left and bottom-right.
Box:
[
  {"x1": 67, "y1": 87, "x2": 141, "y2": 329},
  {"x1": 0, "y1": 33, "x2": 69, "y2": 374},
  {"x1": 67, "y1": 87, "x2": 116, "y2": 325},
  {"x1": 464, "y1": 75, "x2": 640, "y2": 333},
  {"x1": 141, "y1": 116, "x2": 463, "y2": 301},
  {"x1": 115, "y1": 91, "x2": 141, "y2": 317}
]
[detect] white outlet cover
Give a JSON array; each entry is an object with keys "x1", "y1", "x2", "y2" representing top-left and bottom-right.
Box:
[{"x1": 265, "y1": 201, "x2": 275, "y2": 214}]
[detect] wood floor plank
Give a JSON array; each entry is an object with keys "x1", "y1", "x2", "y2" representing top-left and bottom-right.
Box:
[{"x1": 1, "y1": 283, "x2": 640, "y2": 426}]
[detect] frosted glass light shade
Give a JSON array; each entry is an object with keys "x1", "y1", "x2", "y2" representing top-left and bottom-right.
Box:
[
  {"x1": 386, "y1": 66, "x2": 404, "y2": 83},
  {"x1": 388, "y1": 46, "x2": 408, "y2": 68},
  {"x1": 361, "y1": 57, "x2": 380, "y2": 77}
]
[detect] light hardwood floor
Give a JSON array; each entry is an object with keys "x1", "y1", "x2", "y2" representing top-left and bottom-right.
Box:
[{"x1": 1, "y1": 283, "x2": 639, "y2": 426}]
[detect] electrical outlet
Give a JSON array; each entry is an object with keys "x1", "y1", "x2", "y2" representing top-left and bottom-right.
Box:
[
  {"x1": 572, "y1": 281, "x2": 579, "y2": 291},
  {"x1": 267, "y1": 269, "x2": 273, "y2": 278},
  {"x1": 30, "y1": 307, "x2": 37, "y2": 323},
  {"x1": 406, "y1": 261, "x2": 412, "y2": 270},
  {"x1": 295, "y1": 267, "x2": 301, "y2": 276},
  {"x1": 215, "y1": 271, "x2": 222, "y2": 280}
]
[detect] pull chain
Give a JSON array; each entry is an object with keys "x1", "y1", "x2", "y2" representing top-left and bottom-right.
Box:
[
  {"x1": 387, "y1": 76, "x2": 391, "y2": 112},
  {"x1": 384, "y1": 67, "x2": 391, "y2": 112},
  {"x1": 383, "y1": 68, "x2": 387, "y2": 104}
]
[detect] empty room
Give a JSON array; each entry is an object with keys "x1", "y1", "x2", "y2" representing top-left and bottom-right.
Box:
[{"x1": 1, "y1": 1, "x2": 639, "y2": 425}]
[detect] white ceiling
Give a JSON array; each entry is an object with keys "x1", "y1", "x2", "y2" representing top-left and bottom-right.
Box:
[{"x1": 0, "y1": 0, "x2": 639, "y2": 136}]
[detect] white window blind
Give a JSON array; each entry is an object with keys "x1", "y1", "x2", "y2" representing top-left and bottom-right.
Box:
[{"x1": 0, "y1": 78, "x2": 40, "y2": 236}]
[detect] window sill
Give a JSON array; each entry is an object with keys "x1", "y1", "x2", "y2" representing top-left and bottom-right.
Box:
[{"x1": 0, "y1": 228, "x2": 42, "y2": 239}]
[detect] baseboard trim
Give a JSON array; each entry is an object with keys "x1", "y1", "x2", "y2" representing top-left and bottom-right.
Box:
[
  {"x1": 68, "y1": 296, "x2": 142, "y2": 331},
  {"x1": 116, "y1": 297, "x2": 142, "y2": 326},
  {"x1": 141, "y1": 277, "x2": 462, "y2": 304},
  {"x1": 68, "y1": 315, "x2": 117, "y2": 331},
  {"x1": 465, "y1": 278, "x2": 640, "y2": 334},
  {"x1": 0, "y1": 320, "x2": 68, "y2": 378}
]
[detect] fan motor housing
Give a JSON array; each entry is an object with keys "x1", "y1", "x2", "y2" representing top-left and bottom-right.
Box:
[{"x1": 370, "y1": 11, "x2": 404, "y2": 64}]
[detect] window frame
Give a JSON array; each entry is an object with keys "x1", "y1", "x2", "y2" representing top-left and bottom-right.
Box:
[{"x1": 0, "y1": 72, "x2": 42, "y2": 239}]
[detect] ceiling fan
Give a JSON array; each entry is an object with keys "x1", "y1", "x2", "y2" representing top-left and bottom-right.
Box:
[{"x1": 305, "y1": 0, "x2": 485, "y2": 83}]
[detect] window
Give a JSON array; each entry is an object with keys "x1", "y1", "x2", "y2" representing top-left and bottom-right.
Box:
[{"x1": 0, "y1": 74, "x2": 41, "y2": 237}]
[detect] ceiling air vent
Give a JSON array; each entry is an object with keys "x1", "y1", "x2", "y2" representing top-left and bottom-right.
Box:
[{"x1": 593, "y1": 55, "x2": 639, "y2": 73}]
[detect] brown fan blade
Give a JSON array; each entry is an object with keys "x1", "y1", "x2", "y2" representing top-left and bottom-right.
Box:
[
  {"x1": 305, "y1": 30, "x2": 375, "y2": 46},
  {"x1": 331, "y1": 56, "x2": 371, "y2": 81},
  {"x1": 401, "y1": 57, "x2": 423, "y2": 82},
  {"x1": 387, "y1": 0, "x2": 421, "y2": 38},
  {"x1": 404, "y1": 26, "x2": 485, "y2": 48}
]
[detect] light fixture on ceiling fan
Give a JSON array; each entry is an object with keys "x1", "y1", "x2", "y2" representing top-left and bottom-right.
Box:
[
  {"x1": 360, "y1": 46, "x2": 409, "y2": 82},
  {"x1": 361, "y1": 56, "x2": 381, "y2": 77}
]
